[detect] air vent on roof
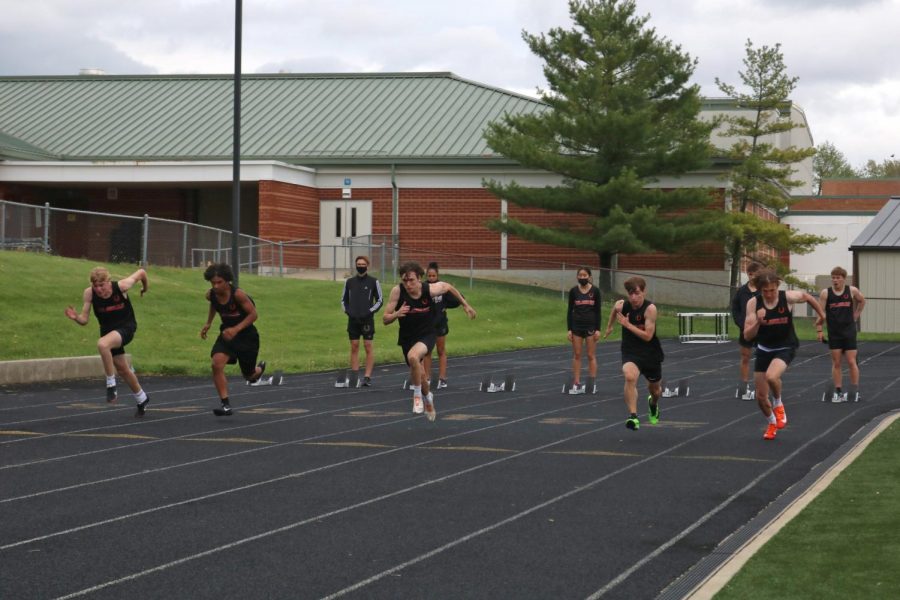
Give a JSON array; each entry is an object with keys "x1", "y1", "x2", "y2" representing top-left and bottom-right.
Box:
[{"x1": 79, "y1": 68, "x2": 107, "y2": 76}]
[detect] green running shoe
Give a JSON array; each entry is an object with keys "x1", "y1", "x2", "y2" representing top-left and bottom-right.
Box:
[
  {"x1": 626, "y1": 416, "x2": 640, "y2": 430},
  {"x1": 648, "y1": 395, "x2": 660, "y2": 425}
]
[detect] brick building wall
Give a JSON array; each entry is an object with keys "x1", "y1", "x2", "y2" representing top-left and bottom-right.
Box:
[{"x1": 819, "y1": 179, "x2": 900, "y2": 196}]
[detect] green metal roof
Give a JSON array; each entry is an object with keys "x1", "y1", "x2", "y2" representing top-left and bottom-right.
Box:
[
  {"x1": 0, "y1": 131, "x2": 59, "y2": 160},
  {"x1": 0, "y1": 72, "x2": 544, "y2": 164}
]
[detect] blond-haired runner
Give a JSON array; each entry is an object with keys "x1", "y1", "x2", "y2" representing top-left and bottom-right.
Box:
[{"x1": 65, "y1": 266, "x2": 151, "y2": 417}]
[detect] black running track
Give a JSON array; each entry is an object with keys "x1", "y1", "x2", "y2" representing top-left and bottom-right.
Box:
[{"x1": 2, "y1": 341, "x2": 899, "y2": 600}]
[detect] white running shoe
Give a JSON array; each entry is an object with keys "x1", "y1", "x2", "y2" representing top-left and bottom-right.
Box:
[
  {"x1": 424, "y1": 392, "x2": 436, "y2": 422},
  {"x1": 413, "y1": 395, "x2": 424, "y2": 414}
]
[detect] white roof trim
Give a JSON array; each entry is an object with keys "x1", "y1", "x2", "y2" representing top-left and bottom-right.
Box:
[{"x1": 0, "y1": 160, "x2": 317, "y2": 187}]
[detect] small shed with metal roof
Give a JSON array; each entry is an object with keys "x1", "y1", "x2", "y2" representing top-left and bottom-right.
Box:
[{"x1": 849, "y1": 197, "x2": 900, "y2": 332}]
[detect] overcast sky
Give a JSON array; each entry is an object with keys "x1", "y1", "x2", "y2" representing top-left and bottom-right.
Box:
[{"x1": 2, "y1": 0, "x2": 898, "y2": 168}]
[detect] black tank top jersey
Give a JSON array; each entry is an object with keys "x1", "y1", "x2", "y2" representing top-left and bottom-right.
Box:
[
  {"x1": 825, "y1": 287, "x2": 855, "y2": 332},
  {"x1": 568, "y1": 285, "x2": 601, "y2": 331},
  {"x1": 92, "y1": 282, "x2": 136, "y2": 335},
  {"x1": 621, "y1": 300, "x2": 664, "y2": 361},
  {"x1": 397, "y1": 281, "x2": 435, "y2": 344},
  {"x1": 755, "y1": 291, "x2": 799, "y2": 349},
  {"x1": 731, "y1": 283, "x2": 761, "y2": 329},
  {"x1": 431, "y1": 291, "x2": 448, "y2": 329},
  {"x1": 210, "y1": 285, "x2": 255, "y2": 330}
]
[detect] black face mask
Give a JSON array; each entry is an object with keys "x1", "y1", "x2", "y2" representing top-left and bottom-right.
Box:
[
  {"x1": 356, "y1": 266, "x2": 367, "y2": 275},
  {"x1": 578, "y1": 278, "x2": 589, "y2": 286}
]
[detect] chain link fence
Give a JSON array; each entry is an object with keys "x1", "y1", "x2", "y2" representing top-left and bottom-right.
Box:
[{"x1": 2, "y1": 199, "x2": 734, "y2": 309}]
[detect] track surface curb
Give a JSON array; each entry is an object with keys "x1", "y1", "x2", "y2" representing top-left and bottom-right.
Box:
[{"x1": 0, "y1": 355, "x2": 131, "y2": 385}]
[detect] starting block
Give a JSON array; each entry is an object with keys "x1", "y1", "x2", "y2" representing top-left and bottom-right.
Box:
[
  {"x1": 661, "y1": 378, "x2": 690, "y2": 398},
  {"x1": 247, "y1": 370, "x2": 284, "y2": 386},
  {"x1": 480, "y1": 373, "x2": 516, "y2": 393},
  {"x1": 335, "y1": 370, "x2": 361, "y2": 389},
  {"x1": 562, "y1": 376, "x2": 597, "y2": 395},
  {"x1": 821, "y1": 384, "x2": 860, "y2": 403},
  {"x1": 735, "y1": 381, "x2": 755, "y2": 401}
]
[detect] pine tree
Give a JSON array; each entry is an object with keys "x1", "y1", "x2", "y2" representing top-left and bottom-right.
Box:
[
  {"x1": 482, "y1": 0, "x2": 718, "y2": 285},
  {"x1": 714, "y1": 39, "x2": 829, "y2": 290}
]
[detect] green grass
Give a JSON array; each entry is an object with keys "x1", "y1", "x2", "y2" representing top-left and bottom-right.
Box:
[
  {"x1": 0, "y1": 251, "x2": 891, "y2": 376},
  {"x1": 715, "y1": 420, "x2": 900, "y2": 599},
  {"x1": 0, "y1": 251, "x2": 584, "y2": 375}
]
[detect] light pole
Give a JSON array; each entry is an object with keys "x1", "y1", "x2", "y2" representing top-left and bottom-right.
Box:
[{"x1": 231, "y1": 0, "x2": 242, "y2": 284}]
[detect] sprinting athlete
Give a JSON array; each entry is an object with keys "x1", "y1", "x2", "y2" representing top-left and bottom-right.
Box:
[
  {"x1": 604, "y1": 276, "x2": 663, "y2": 430},
  {"x1": 200, "y1": 263, "x2": 266, "y2": 416},
  {"x1": 65, "y1": 266, "x2": 151, "y2": 417},
  {"x1": 383, "y1": 261, "x2": 476, "y2": 422},
  {"x1": 744, "y1": 269, "x2": 825, "y2": 440},
  {"x1": 818, "y1": 266, "x2": 865, "y2": 402},
  {"x1": 566, "y1": 266, "x2": 601, "y2": 394}
]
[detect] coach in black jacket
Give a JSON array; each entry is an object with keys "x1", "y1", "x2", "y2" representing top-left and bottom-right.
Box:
[{"x1": 341, "y1": 255, "x2": 384, "y2": 386}]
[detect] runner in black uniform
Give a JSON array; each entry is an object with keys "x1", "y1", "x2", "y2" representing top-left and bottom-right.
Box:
[
  {"x1": 604, "y1": 276, "x2": 663, "y2": 430},
  {"x1": 730, "y1": 260, "x2": 763, "y2": 398},
  {"x1": 65, "y1": 266, "x2": 151, "y2": 417},
  {"x1": 566, "y1": 266, "x2": 601, "y2": 394},
  {"x1": 200, "y1": 263, "x2": 266, "y2": 416},
  {"x1": 744, "y1": 269, "x2": 825, "y2": 440},
  {"x1": 423, "y1": 262, "x2": 460, "y2": 390},
  {"x1": 818, "y1": 266, "x2": 865, "y2": 402},
  {"x1": 341, "y1": 255, "x2": 383, "y2": 386},
  {"x1": 383, "y1": 261, "x2": 476, "y2": 421}
]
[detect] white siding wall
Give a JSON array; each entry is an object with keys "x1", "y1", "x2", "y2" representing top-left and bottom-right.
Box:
[
  {"x1": 857, "y1": 252, "x2": 900, "y2": 333},
  {"x1": 781, "y1": 214, "x2": 874, "y2": 284}
]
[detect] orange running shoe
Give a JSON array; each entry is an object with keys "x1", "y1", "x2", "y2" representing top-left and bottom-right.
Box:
[
  {"x1": 763, "y1": 422, "x2": 777, "y2": 440},
  {"x1": 773, "y1": 405, "x2": 787, "y2": 429}
]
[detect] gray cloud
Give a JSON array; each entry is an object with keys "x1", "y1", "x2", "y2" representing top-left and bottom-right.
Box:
[{"x1": 0, "y1": 30, "x2": 154, "y2": 76}]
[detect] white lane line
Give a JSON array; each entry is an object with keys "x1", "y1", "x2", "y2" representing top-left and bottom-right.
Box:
[
  {"x1": 2, "y1": 394, "x2": 611, "y2": 549},
  {"x1": 584, "y1": 363, "x2": 900, "y2": 599},
  {"x1": 320, "y1": 397, "x2": 751, "y2": 599},
  {"x1": 49, "y1": 422, "x2": 618, "y2": 600}
]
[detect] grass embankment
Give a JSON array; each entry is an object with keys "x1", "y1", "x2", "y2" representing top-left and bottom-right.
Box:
[
  {"x1": 0, "y1": 250, "x2": 880, "y2": 376},
  {"x1": 0, "y1": 252, "x2": 580, "y2": 375},
  {"x1": 716, "y1": 420, "x2": 900, "y2": 599}
]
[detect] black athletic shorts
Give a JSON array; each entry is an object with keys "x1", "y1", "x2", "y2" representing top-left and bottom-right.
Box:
[
  {"x1": 102, "y1": 323, "x2": 136, "y2": 357},
  {"x1": 435, "y1": 319, "x2": 449, "y2": 338},
  {"x1": 400, "y1": 334, "x2": 436, "y2": 366},
  {"x1": 827, "y1": 330, "x2": 857, "y2": 351},
  {"x1": 571, "y1": 328, "x2": 597, "y2": 339},
  {"x1": 212, "y1": 326, "x2": 260, "y2": 377},
  {"x1": 738, "y1": 331, "x2": 755, "y2": 349},
  {"x1": 622, "y1": 354, "x2": 662, "y2": 383},
  {"x1": 754, "y1": 347, "x2": 795, "y2": 372},
  {"x1": 347, "y1": 315, "x2": 375, "y2": 341}
]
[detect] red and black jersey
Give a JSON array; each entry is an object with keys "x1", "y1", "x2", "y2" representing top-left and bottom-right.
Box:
[
  {"x1": 210, "y1": 285, "x2": 255, "y2": 330},
  {"x1": 397, "y1": 281, "x2": 435, "y2": 345},
  {"x1": 825, "y1": 287, "x2": 855, "y2": 333},
  {"x1": 91, "y1": 281, "x2": 136, "y2": 335},
  {"x1": 568, "y1": 285, "x2": 601, "y2": 331},
  {"x1": 621, "y1": 299, "x2": 664, "y2": 362},
  {"x1": 756, "y1": 291, "x2": 799, "y2": 349}
]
